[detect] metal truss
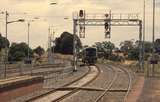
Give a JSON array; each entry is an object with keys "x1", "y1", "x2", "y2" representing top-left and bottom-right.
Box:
[
  {"x1": 72, "y1": 12, "x2": 144, "y2": 72},
  {"x1": 77, "y1": 13, "x2": 141, "y2": 26},
  {"x1": 78, "y1": 19, "x2": 141, "y2": 26}
]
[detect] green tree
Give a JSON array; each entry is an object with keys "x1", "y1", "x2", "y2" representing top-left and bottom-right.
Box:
[
  {"x1": 8, "y1": 42, "x2": 33, "y2": 61},
  {"x1": 95, "y1": 42, "x2": 104, "y2": 52},
  {"x1": 135, "y1": 40, "x2": 152, "y2": 53},
  {"x1": 94, "y1": 41, "x2": 115, "y2": 59},
  {"x1": 128, "y1": 47, "x2": 139, "y2": 60},
  {"x1": 0, "y1": 34, "x2": 10, "y2": 51},
  {"x1": 54, "y1": 32, "x2": 82, "y2": 54},
  {"x1": 33, "y1": 46, "x2": 45, "y2": 57},
  {"x1": 120, "y1": 40, "x2": 134, "y2": 53},
  {"x1": 125, "y1": 40, "x2": 152, "y2": 60},
  {"x1": 155, "y1": 39, "x2": 160, "y2": 53},
  {"x1": 102, "y1": 41, "x2": 115, "y2": 55}
]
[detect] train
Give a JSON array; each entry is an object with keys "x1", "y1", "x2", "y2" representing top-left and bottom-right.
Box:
[{"x1": 81, "y1": 47, "x2": 97, "y2": 65}]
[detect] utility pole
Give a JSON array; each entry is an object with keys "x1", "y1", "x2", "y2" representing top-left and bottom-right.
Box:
[
  {"x1": 3, "y1": 12, "x2": 24, "y2": 77},
  {"x1": 73, "y1": 19, "x2": 77, "y2": 72},
  {"x1": 4, "y1": 11, "x2": 9, "y2": 78},
  {"x1": 48, "y1": 27, "x2": 50, "y2": 64},
  {"x1": 48, "y1": 27, "x2": 53, "y2": 64},
  {"x1": 139, "y1": 20, "x2": 143, "y2": 72},
  {"x1": 142, "y1": 0, "x2": 146, "y2": 71},
  {"x1": 27, "y1": 22, "x2": 30, "y2": 61},
  {"x1": 152, "y1": 0, "x2": 155, "y2": 75},
  {"x1": 52, "y1": 29, "x2": 55, "y2": 64}
]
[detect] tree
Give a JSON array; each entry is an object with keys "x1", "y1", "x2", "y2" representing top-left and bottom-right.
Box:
[
  {"x1": 102, "y1": 41, "x2": 115, "y2": 55},
  {"x1": 0, "y1": 34, "x2": 10, "y2": 51},
  {"x1": 94, "y1": 41, "x2": 115, "y2": 59},
  {"x1": 8, "y1": 42, "x2": 33, "y2": 61},
  {"x1": 120, "y1": 40, "x2": 134, "y2": 54},
  {"x1": 155, "y1": 39, "x2": 160, "y2": 54},
  {"x1": 95, "y1": 42, "x2": 104, "y2": 52},
  {"x1": 54, "y1": 32, "x2": 82, "y2": 54},
  {"x1": 128, "y1": 47, "x2": 139, "y2": 60},
  {"x1": 33, "y1": 46, "x2": 45, "y2": 57},
  {"x1": 135, "y1": 40, "x2": 152, "y2": 53},
  {"x1": 122, "y1": 40, "x2": 152, "y2": 60}
]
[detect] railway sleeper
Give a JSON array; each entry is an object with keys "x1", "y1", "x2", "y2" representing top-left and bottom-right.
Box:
[{"x1": 45, "y1": 87, "x2": 128, "y2": 92}]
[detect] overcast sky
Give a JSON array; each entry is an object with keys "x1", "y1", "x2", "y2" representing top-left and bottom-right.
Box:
[{"x1": 0, "y1": 0, "x2": 160, "y2": 49}]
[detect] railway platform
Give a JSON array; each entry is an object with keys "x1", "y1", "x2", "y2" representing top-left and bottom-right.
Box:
[
  {"x1": 126, "y1": 74, "x2": 160, "y2": 102},
  {"x1": 0, "y1": 75, "x2": 44, "y2": 102},
  {"x1": 137, "y1": 77, "x2": 160, "y2": 102}
]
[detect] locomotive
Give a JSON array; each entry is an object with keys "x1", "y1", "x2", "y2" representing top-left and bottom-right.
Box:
[{"x1": 82, "y1": 47, "x2": 97, "y2": 65}]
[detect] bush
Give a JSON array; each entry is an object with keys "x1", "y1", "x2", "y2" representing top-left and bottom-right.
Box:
[{"x1": 109, "y1": 54, "x2": 124, "y2": 62}]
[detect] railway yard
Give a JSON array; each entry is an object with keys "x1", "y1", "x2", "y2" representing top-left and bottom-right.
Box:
[
  {"x1": 1, "y1": 0, "x2": 160, "y2": 102},
  {"x1": 0, "y1": 60, "x2": 142, "y2": 102}
]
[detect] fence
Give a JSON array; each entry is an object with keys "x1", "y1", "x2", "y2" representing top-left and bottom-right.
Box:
[
  {"x1": 145, "y1": 61, "x2": 160, "y2": 77},
  {"x1": 0, "y1": 57, "x2": 73, "y2": 79}
]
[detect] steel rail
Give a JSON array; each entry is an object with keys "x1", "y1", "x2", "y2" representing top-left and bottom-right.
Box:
[
  {"x1": 94, "y1": 64, "x2": 133, "y2": 102},
  {"x1": 26, "y1": 66, "x2": 92, "y2": 102},
  {"x1": 94, "y1": 65, "x2": 118, "y2": 102},
  {"x1": 115, "y1": 64, "x2": 133, "y2": 101},
  {"x1": 51, "y1": 65, "x2": 101, "y2": 102}
]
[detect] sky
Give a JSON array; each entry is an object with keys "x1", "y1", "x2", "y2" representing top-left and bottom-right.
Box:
[{"x1": 0, "y1": 0, "x2": 160, "y2": 49}]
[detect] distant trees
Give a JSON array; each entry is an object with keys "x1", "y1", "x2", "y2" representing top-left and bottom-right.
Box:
[
  {"x1": 8, "y1": 42, "x2": 33, "y2": 61},
  {"x1": 93, "y1": 38, "x2": 160, "y2": 61},
  {"x1": 143, "y1": 41, "x2": 152, "y2": 53},
  {"x1": 102, "y1": 41, "x2": 115, "y2": 55},
  {"x1": 54, "y1": 32, "x2": 82, "y2": 54},
  {"x1": 120, "y1": 40, "x2": 134, "y2": 56},
  {"x1": 127, "y1": 47, "x2": 139, "y2": 60},
  {"x1": 119, "y1": 40, "x2": 155, "y2": 60},
  {"x1": 95, "y1": 41, "x2": 115, "y2": 52},
  {"x1": 8, "y1": 43, "x2": 46, "y2": 62},
  {"x1": 120, "y1": 40, "x2": 138, "y2": 60},
  {"x1": 0, "y1": 34, "x2": 10, "y2": 51},
  {"x1": 155, "y1": 39, "x2": 160, "y2": 54},
  {"x1": 33, "y1": 46, "x2": 45, "y2": 57},
  {"x1": 94, "y1": 41, "x2": 115, "y2": 59}
]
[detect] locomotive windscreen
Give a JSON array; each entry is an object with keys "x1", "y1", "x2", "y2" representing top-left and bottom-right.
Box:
[{"x1": 85, "y1": 48, "x2": 96, "y2": 56}]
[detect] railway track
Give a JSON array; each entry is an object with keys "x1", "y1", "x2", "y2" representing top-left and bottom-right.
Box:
[
  {"x1": 0, "y1": 64, "x2": 71, "y2": 79},
  {"x1": 8, "y1": 63, "x2": 133, "y2": 102},
  {"x1": 26, "y1": 65, "x2": 100, "y2": 102},
  {"x1": 94, "y1": 64, "x2": 133, "y2": 102},
  {"x1": 5, "y1": 64, "x2": 65, "y2": 73}
]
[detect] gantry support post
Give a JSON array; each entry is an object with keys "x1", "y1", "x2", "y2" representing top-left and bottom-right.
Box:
[
  {"x1": 73, "y1": 19, "x2": 77, "y2": 72},
  {"x1": 139, "y1": 20, "x2": 143, "y2": 72}
]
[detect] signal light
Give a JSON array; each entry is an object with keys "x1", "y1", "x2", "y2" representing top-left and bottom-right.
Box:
[
  {"x1": 79, "y1": 25, "x2": 85, "y2": 38},
  {"x1": 105, "y1": 31, "x2": 111, "y2": 38},
  {"x1": 105, "y1": 22, "x2": 109, "y2": 29},
  {"x1": 105, "y1": 13, "x2": 109, "y2": 18},
  {"x1": 104, "y1": 22, "x2": 111, "y2": 38},
  {"x1": 79, "y1": 10, "x2": 84, "y2": 17}
]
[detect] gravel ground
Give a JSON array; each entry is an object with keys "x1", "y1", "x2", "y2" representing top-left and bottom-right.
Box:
[
  {"x1": 61, "y1": 64, "x2": 135, "y2": 102},
  {"x1": 101, "y1": 64, "x2": 136, "y2": 102},
  {"x1": 61, "y1": 64, "x2": 116, "y2": 102},
  {"x1": 10, "y1": 66, "x2": 89, "y2": 102}
]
